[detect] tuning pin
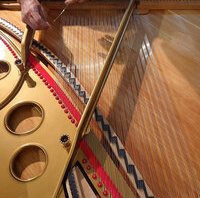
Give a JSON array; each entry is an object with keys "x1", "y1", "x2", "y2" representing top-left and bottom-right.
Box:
[{"x1": 60, "y1": 134, "x2": 71, "y2": 148}]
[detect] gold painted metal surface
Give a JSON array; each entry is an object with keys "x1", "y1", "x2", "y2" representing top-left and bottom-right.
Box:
[
  {"x1": 0, "y1": 2, "x2": 137, "y2": 196},
  {"x1": 21, "y1": 25, "x2": 35, "y2": 68},
  {"x1": 1, "y1": 2, "x2": 200, "y2": 197},
  {"x1": 4, "y1": 101, "x2": 44, "y2": 135},
  {"x1": 9, "y1": 144, "x2": 48, "y2": 182},
  {"x1": 0, "y1": 44, "x2": 77, "y2": 197},
  {"x1": 0, "y1": 31, "x2": 27, "y2": 109}
]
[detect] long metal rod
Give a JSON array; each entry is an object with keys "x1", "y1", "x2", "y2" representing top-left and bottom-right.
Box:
[
  {"x1": 0, "y1": 25, "x2": 34, "y2": 110},
  {"x1": 0, "y1": 30, "x2": 28, "y2": 110},
  {"x1": 74, "y1": 0, "x2": 135, "y2": 149},
  {"x1": 56, "y1": 0, "x2": 136, "y2": 195}
]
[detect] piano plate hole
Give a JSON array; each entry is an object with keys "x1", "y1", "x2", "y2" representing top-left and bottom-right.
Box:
[
  {"x1": 5, "y1": 102, "x2": 44, "y2": 135},
  {"x1": 0, "y1": 60, "x2": 10, "y2": 79},
  {"x1": 10, "y1": 145, "x2": 47, "y2": 182}
]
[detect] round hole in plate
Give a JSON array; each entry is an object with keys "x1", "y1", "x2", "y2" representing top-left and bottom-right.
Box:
[
  {"x1": 10, "y1": 145, "x2": 47, "y2": 182},
  {"x1": 5, "y1": 102, "x2": 44, "y2": 135},
  {"x1": 0, "y1": 60, "x2": 10, "y2": 79}
]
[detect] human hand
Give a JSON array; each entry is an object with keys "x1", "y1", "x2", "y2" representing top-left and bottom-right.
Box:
[
  {"x1": 65, "y1": 0, "x2": 88, "y2": 5},
  {"x1": 19, "y1": 0, "x2": 50, "y2": 30}
]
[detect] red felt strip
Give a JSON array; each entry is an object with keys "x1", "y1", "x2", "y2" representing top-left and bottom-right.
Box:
[
  {"x1": 29, "y1": 55, "x2": 81, "y2": 123},
  {"x1": 1, "y1": 37, "x2": 122, "y2": 197},
  {"x1": 80, "y1": 140, "x2": 122, "y2": 198}
]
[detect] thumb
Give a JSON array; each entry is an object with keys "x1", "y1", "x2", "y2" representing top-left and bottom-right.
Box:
[{"x1": 65, "y1": 0, "x2": 78, "y2": 5}]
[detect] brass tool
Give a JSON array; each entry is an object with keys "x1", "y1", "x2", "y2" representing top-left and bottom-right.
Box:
[
  {"x1": 0, "y1": 26, "x2": 34, "y2": 109},
  {"x1": 21, "y1": 24, "x2": 35, "y2": 69}
]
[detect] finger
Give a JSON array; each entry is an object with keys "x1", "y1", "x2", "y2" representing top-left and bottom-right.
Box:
[
  {"x1": 38, "y1": 4, "x2": 48, "y2": 22},
  {"x1": 26, "y1": 16, "x2": 39, "y2": 30},
  {"x1": 64, "y1": 0, "x2": 78, "y2": 5},
  {"x1": 31, "y1": 7, "x2": 49, "y2": 29},
  {"x1": 65, "y1": 0, "x2": 87, "y2": 5},
  {"x1": 38, "y1": 5, "x2": 50, "y2": 29},
  {"x1": 27, "y1": 13, "x2": 49, "y2": 30},
  {"x1": 21, "y1": 12, "x2": 36, "y2": 29}
]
